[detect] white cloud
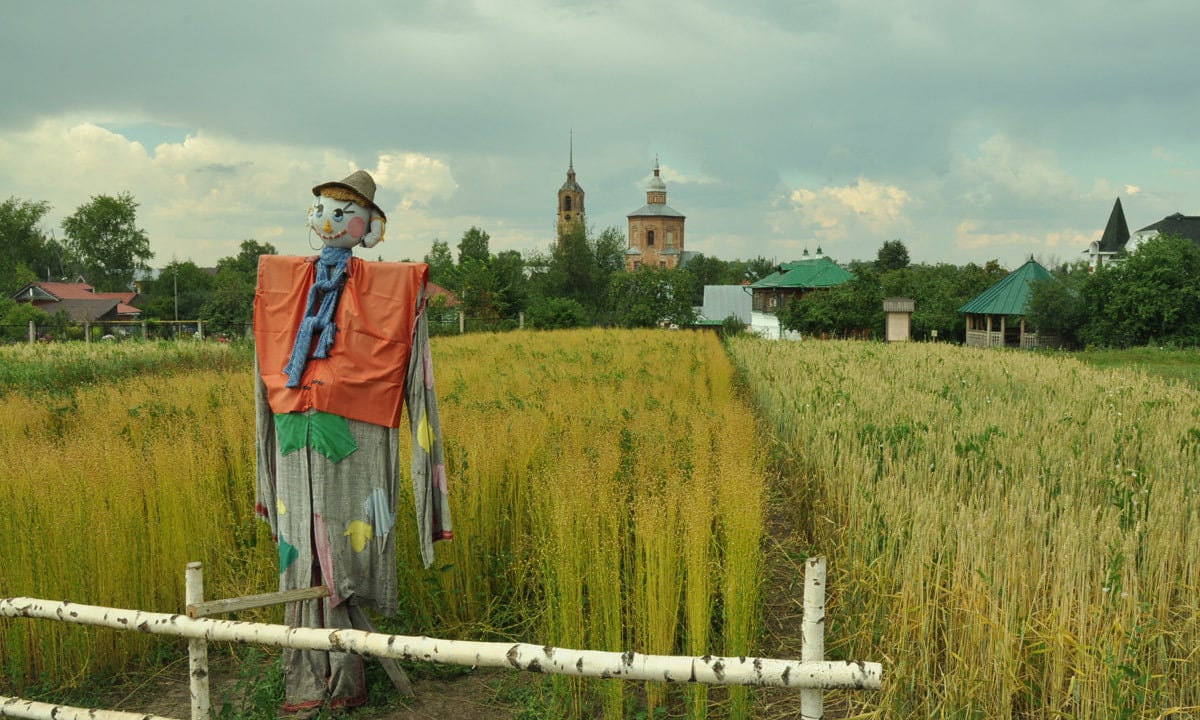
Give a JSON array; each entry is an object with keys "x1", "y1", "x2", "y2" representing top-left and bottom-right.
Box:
[
  {"x1": 955, "y1": 220, "x2": 1089, "y2": 254},
  {"x1": 0, "y1": 118, "x2": 459, "y2": 266},
  {"x1": 951, "y1": 133, "x2": 1079, "y2": 208},
  {"x1": 785, "y1": 177, "x2": 912, "y2": 238}
]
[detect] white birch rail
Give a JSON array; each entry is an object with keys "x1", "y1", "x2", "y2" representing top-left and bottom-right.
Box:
[
  {"x1": 0, "y1": 696, "x2": 180, "y2": 720},
  {"x1": 0, "y1": 597, "x2": 881, "y2": 691}
]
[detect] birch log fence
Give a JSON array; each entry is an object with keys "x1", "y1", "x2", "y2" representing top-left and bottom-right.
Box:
[{"x1": 0, "y1": 556, "x2": 881, "y2": 720}]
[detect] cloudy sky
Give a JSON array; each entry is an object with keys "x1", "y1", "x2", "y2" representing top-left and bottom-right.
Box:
[{"x1": 5, "y1": 0, "x2": 1200, "y2": 272}]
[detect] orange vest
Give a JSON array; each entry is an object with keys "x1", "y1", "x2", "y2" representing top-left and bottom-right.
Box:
[{"x1": 254, "y1": 255, "x2": 428, "y2": 428}]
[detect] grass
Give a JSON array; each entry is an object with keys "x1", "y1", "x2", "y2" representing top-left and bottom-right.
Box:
[
  {"x1": 1065, "y1": 346, "x2": 1200, "y2": 390},
  {"x1": 0, "y1": 339, "x2": 253, "y2": 395}
]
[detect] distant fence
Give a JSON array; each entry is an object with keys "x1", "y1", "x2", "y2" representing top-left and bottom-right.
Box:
[
  {"x1": 1, "y1": 313, "x2": 527, "y2": 345},
  {"x1": 0, "y1": 320, "x2": 244, "y2": 344},
  {"x1": 0, "y1": 557, "x2": 880, "y2": 720}
]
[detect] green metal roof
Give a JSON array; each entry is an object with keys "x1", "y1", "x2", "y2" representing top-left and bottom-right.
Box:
[
  {"x1": 749, "y1": 257, "x2": 855, "y2": 289},
  {"x1": 957, "y1": 258, "x2": 1055, "y2": 316}
]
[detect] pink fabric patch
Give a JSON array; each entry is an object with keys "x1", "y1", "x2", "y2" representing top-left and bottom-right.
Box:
[
  {"x1": 433, "y1": 464, "x2": 448, "y2": 494},
  {"x1": 313, "y1": 514, "x2": 344, "y2": 607},
  {"x1": 423, "y1": 343, "x2": 435, "y2": 389},
  {"x1": 348, "y1": 216, "x2": 366, "y2": 240}
]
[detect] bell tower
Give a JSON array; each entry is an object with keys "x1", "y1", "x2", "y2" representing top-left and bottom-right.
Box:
[{"x1": 557, "y1": 132, "x2": 585, "y2": 238}]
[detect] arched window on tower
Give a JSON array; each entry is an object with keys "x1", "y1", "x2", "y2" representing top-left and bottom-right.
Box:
[
  {"x1": 647, "y1": 230, "x2": 655, "y2": 247},
  {"x1": 563, "y1": 196, "x2": 572, "y2": 211}
]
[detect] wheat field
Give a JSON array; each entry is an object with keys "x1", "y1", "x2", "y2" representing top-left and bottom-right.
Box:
[{"x1": 728, "y1": 337, "x2": 1200, "y2": 718}]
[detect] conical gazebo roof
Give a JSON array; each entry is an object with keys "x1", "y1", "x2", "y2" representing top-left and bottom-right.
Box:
[{"x1": 957, "y1": 258, "x2": 1055, "y2": 316}]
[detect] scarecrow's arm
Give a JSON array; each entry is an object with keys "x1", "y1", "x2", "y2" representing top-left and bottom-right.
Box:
[{"x1": 253, "y1": 354, "x2": 280, "y2": 540}]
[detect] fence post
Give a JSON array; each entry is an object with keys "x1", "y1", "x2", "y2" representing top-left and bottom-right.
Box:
[
  {"x1": 519, "y1": 312, "x2": 524, "y2": 330},
  {"x1": 28, "y1": 320, "x2": 35, "y2": 345},
  {"x1": 84, "y1": 322, "x2": 91, "y2": 345},
  {"x1": 801, "y1": 556, "x2": 827, "y2": 719},
  {"x1": 142, "y1": 320, "x2": 148, "y2": 340},
  {"x1": 459, "y1": 311, "x2": 465, "y2": 334},
  {"x1": 185, "y1": 563, "x2": 211, "y2": 720},
  {"x1": 197, "y1": 320, "x2": 205, "y2": 341}
]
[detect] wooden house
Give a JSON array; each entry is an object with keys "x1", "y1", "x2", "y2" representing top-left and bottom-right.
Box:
[
  {"x1": 748, "y1": 252, "x2": 855, "y2": 313},
  {"x1": 11, "y1": 280, "x2": 141, "y2": 323}
]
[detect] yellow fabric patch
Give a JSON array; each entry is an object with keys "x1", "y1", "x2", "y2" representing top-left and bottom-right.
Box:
[
  {"x1": 277, "y1": 498, "x2": 287, "y2": 516},
  {"x1": 344, "y1": 520, "x2": 374, "y2": 552},
  {"x1": 417, "y1": 411, "x2": 435, "y2": 453}
]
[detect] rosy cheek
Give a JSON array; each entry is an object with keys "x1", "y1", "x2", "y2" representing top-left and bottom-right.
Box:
[{"x1": 348, "y1": 216, "x2": 367, "y2": 239}]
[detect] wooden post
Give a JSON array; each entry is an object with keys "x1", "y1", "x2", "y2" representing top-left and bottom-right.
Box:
[
  {"x1": 459, "y1": 311, "x2": 465, "y2": 334},
  {"x1": 28, "y1": 320, "x2": 35, "y2": 345},
  {"x1": 185, "y1": 563, "x2": 210, "y2": 720},
  {"x1": 801, "y1": 556, "x2": 827, "y2": 719}
]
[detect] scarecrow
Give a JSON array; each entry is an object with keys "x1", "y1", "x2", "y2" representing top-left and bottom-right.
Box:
[{"x1": 253, "y1": 170, "x2": 452, "y2": 716}]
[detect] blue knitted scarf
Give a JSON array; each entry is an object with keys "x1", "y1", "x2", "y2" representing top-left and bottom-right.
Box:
[{"x1": 283, "y1": 246, "x2": 353, "y2": 387}]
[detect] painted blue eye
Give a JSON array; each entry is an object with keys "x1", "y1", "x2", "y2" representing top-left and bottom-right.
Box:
[
  {"x1": 314, "y1": 203, "x2": 324, "y2": 219},
  {"x1": 332, "y1": 208, "x2": 345, "y2": 222}
]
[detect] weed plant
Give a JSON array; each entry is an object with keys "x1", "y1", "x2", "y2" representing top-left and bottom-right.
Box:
[
  {"x1": 390, "y1": 328, "x2": 766, "y2": 718},
  {"x1": 0, "y1": 362, "x2": 274, "y2": 692}
]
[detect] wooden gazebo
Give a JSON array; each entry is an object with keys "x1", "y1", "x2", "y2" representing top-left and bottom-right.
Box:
[{"x1": 958, "y1": 258, "x2": 1059, "y2": 348}]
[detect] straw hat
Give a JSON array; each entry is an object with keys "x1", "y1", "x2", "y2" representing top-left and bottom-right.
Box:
[{"x1": 312, "y1": 170, "x2": 386, "y2": 221}]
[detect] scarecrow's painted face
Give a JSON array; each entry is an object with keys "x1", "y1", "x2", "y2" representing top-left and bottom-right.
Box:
[{"x1": 307, "y1": 193, "x2": 372, "y2": 249}]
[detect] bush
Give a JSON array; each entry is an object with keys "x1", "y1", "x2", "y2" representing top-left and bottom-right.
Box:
[{"x1": 526, "y1": 297, "x2": 589, "y2": 329}]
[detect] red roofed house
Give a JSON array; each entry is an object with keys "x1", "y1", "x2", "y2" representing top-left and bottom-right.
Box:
[{"x1": 11, "y1": 278, "x2": 142, "y2": 323}]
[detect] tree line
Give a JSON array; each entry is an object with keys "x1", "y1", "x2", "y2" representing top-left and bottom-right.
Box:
[
  {"x1": 421, "y1": 223, "x2": 779, "y2": 331},
  {"x1": 778, "y1": 236, "x2": 1200, "y2": 348},
  {"x1": 5, "y1": 193, "x2": 1197, "y2": 347}
]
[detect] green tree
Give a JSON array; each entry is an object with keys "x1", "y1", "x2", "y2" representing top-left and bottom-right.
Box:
[
  {"x1": 779, "y1": 277, "x2": 882, "y2": 338},
  {"x1": 880, "y1": 262, "x2": 986, "y2": 340},
  {"x1": 136, "y1": 260, "x2": 215, "y2": 321},
  {"x1": 457, "y1": 226, "x2": 491, "y2": 267},
  {"x1": 681, "y1": 253, "x2": 737, "y2": 304},
  {"x1": 60, "y1": 192, "x2": 153, "y2": 292},
  {"x1": 0, "y1": 297, "x2": 49, "y2": 341},
  {"x1": 491, "y1": 249, "x2": 528, "y2": 316},
  {"x1": 423, "y1": 239, "x2": 456, "y2": 290},
  {"x1": 456, "y1": 257, "x2": 506, "y2": 320},
  {"x1": 610, "y1": 267, "x2": 697, "y2": 328},
  {"x1": 218, "y1": 239, "x2": 278, "y2": 279},
  {"x1": 876, "y1": 239, "x2": 911, "y2": 273},
  {"x1": 526, "y1": 297, "x2": 589, "y2": 329},
  {"x1": 740, "y1": 256, "x2": 778, "y2": 284},
  {"x1": 201, "y1": 270, "x2": 253, "y2": 337},
  {"x1": 1078, "y1": 235, "x2": 1200, "y2": 347},
  {"x1": 1025, "y1": 262, "x2": 1089, "y2": 347},
  {"x1": 0, "y1": 197, "x2": 74, "y2": 295}
]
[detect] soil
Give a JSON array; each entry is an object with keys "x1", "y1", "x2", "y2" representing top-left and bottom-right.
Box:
[{"x1": 102, "y1": 654, "x2": 523, "y2": 720}]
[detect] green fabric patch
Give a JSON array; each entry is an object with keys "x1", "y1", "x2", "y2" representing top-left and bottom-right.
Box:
[
  {"x1": 274, "y1": 411, "x2": 358, "y2": 463},
  {"x1": 308, "y1": 412, "x2": 358, "y2": 463},
  {"x1": 275, "y1": 413, "x2": 310, "y2": 457},
  {"x1": 279, "y1": 535, "x2": 298, "y2": 573}
]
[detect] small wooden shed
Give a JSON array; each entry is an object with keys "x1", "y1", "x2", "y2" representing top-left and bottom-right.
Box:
[{"x1": 883, "y1": 297, "x2": 914, "y2": 342}]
